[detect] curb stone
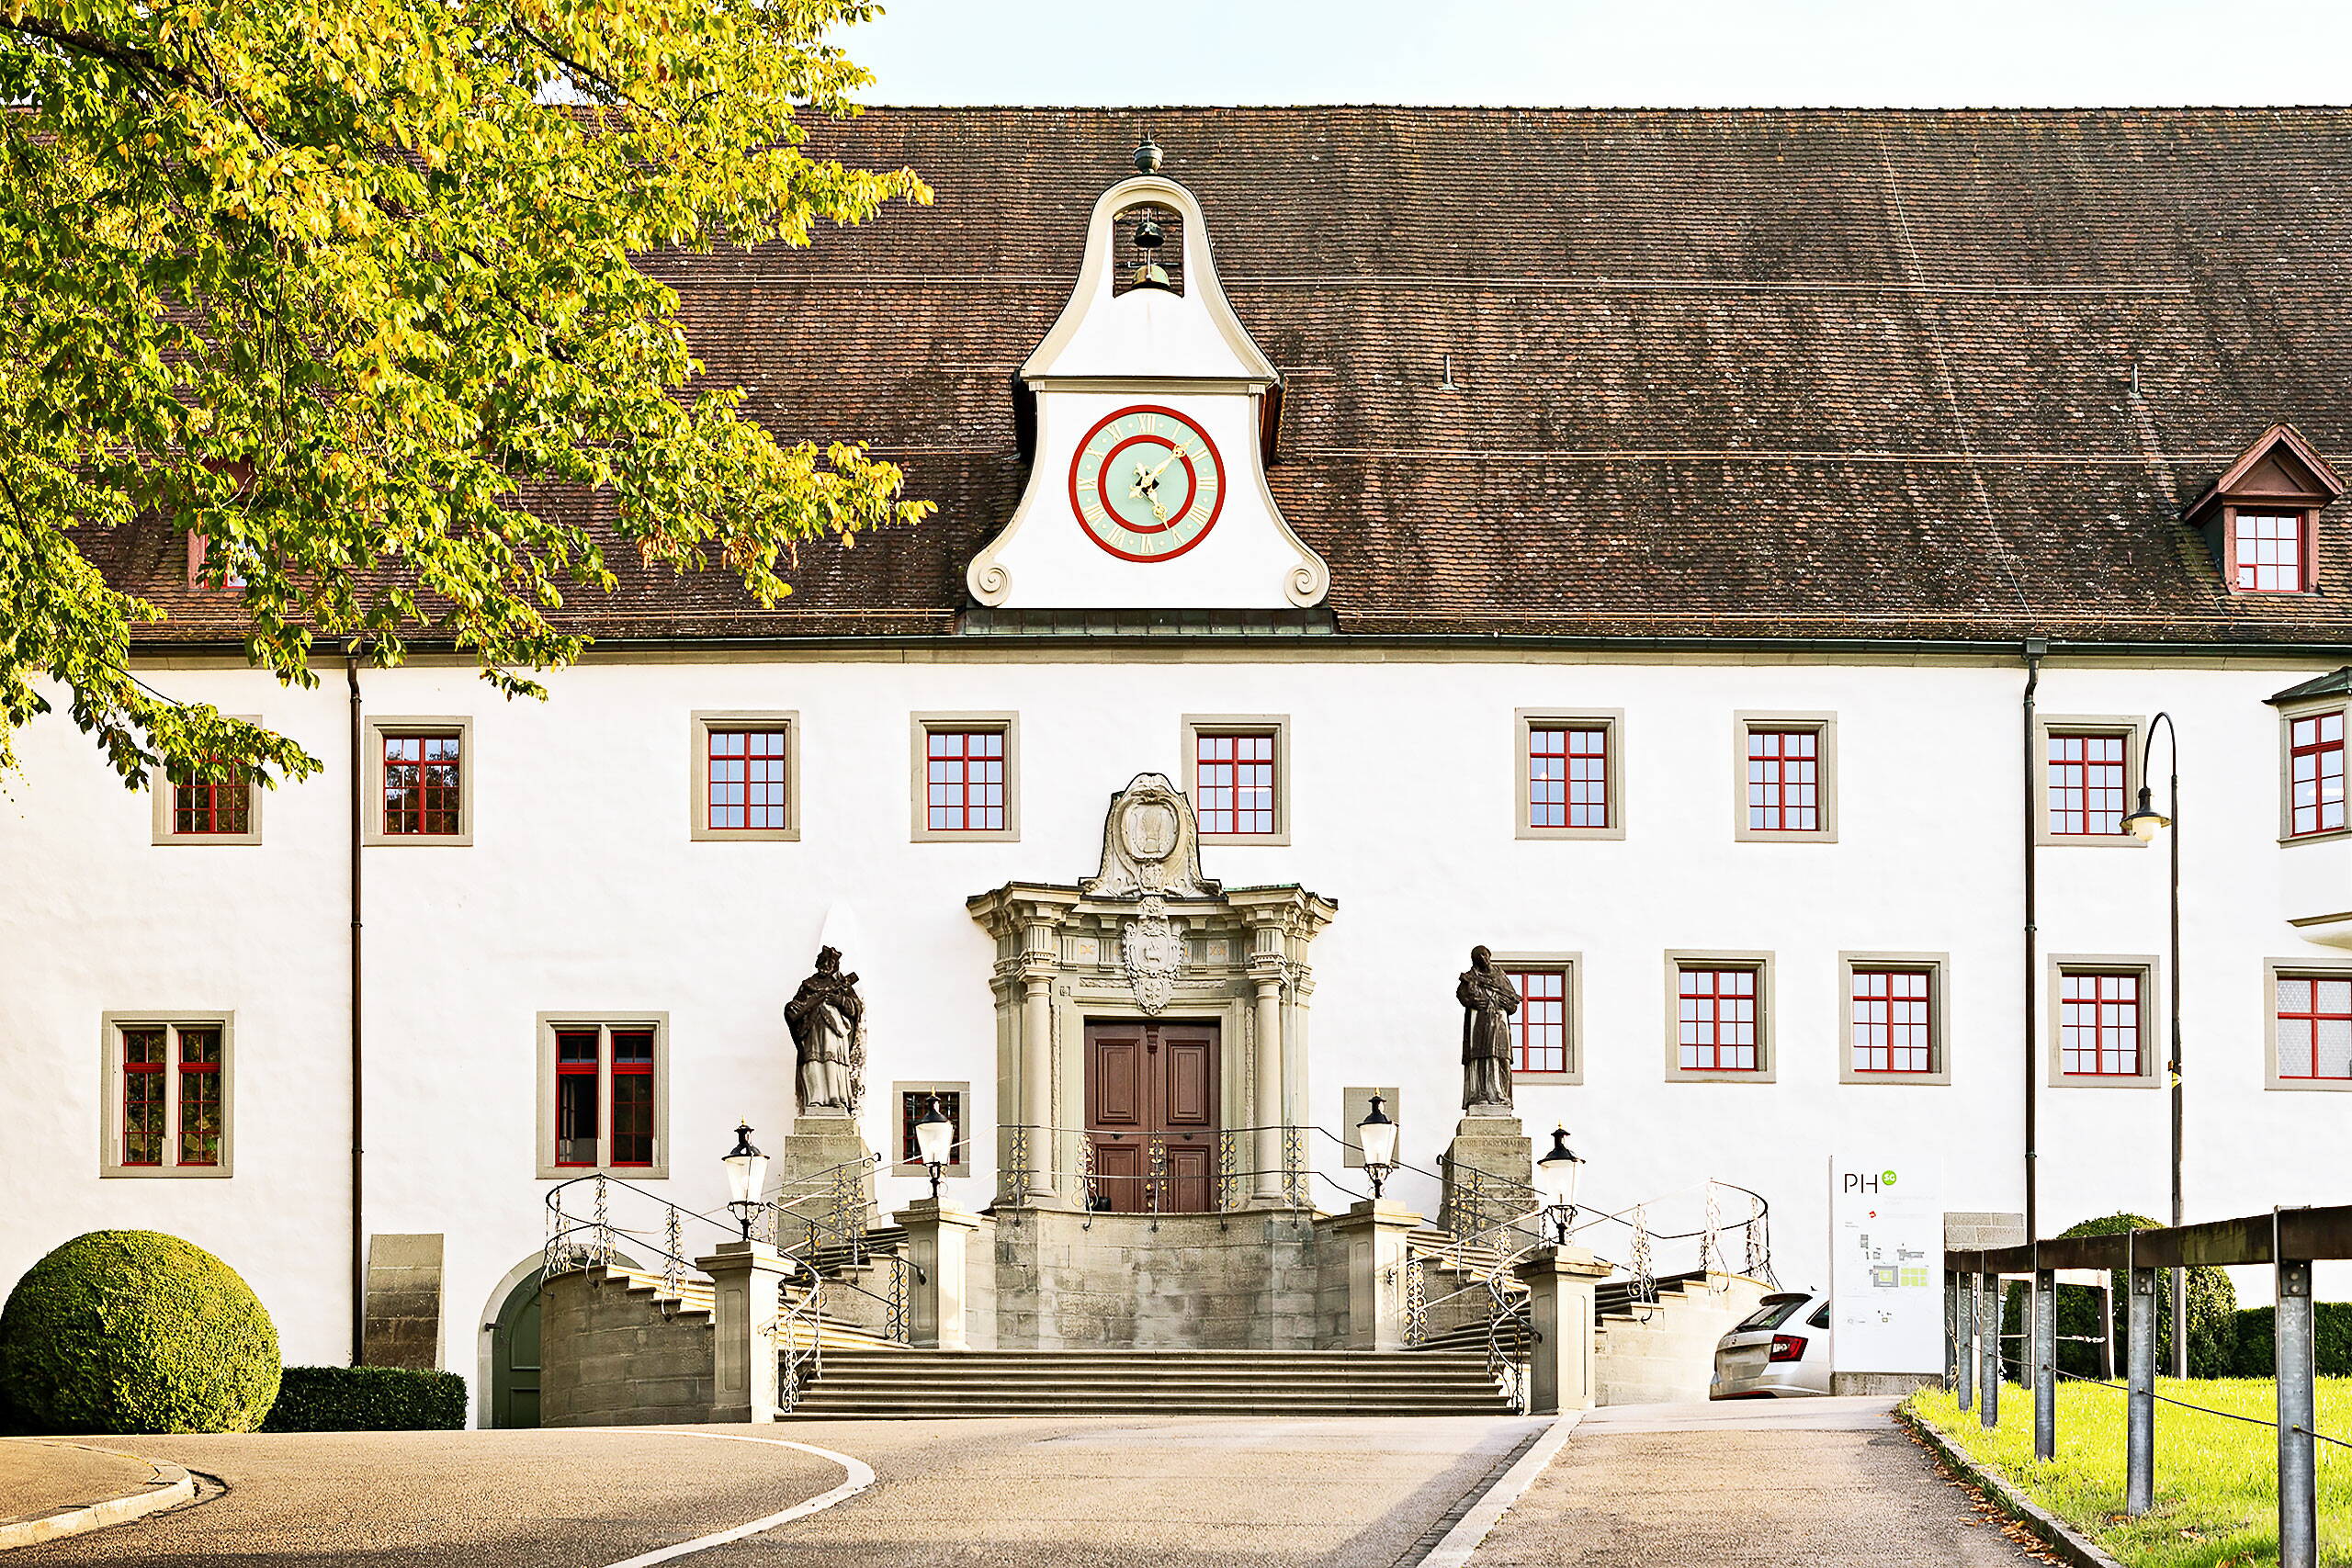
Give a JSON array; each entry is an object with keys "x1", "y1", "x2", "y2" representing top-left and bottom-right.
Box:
[
  {"x1": 0, "y1": 1442, "x2": 197, "y2": 1552},
  {"x1": 1897, "y1": 1404, "x2": 2126, "y2": 1568},
  {"x1": 1413, "y1": 1414, "x2": 1580, "y2": 1568}
]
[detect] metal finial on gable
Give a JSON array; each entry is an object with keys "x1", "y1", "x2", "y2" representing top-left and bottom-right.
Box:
[{"x1": 1134, "y1": 135, "x2": 1163, "y2": 175}]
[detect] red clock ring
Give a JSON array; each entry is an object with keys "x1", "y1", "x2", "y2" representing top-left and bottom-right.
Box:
[{"x1": 1068, "y1": 404, "x2": 1227, "y2": 563}]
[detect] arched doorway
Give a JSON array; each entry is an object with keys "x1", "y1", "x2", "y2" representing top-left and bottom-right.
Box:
[{"x1": 488, "y1": 1270, "x2": 543, "y2": 1428}]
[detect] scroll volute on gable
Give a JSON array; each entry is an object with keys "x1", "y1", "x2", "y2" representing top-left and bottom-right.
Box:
[{"x1": 2185, "y1": 423, "x2": 2346, "y2": 593}]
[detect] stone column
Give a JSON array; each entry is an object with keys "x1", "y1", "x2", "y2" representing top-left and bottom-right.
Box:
[
  {"x1": 698, "y1": 1240, "x2": 792, "y2": 1423},
  {"x1": 1516, "y1": 1246, "x2": 1611, "y2": 1414},
  {"x1": 1250, "y1": 953, "x2": 1286, "y2": 1201},
  {"x1": 1322, "y1": 1199, "x2": 1424, "y2": 1350},
  {"x1": 1020, "y1": 972, "x2": 1056, "y2": 1200},
  {"x1": 895, "y1": 1200, "x2": 991, "y2": 1349}
]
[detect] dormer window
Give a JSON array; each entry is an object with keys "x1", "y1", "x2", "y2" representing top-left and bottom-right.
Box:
[
  {"x1": 2185, "y1": 423, "x2": 2344, "y2": 596},
  {"x1": 2234, "y1": 512, "x2": 2309, "y2": 592}
]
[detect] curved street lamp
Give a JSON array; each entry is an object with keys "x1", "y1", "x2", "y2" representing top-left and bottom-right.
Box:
[
  {"x1": 2118, "y1": 710, "x2": 2187, "y2": 1378},
  {"x1": 1357, "y1": 1093, "x2": 1398, "y2": 1199}
]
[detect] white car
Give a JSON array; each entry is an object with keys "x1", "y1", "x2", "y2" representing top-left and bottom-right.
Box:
[{"x1": 1711, "y1": 1289, "x2": 1834, "y2": 1398}]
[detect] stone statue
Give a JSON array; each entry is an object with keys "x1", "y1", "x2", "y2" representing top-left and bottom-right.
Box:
[
  {"x1": 1456, "y1": 945, "x2": 1519, "y2": 1111},
  {"x1": 786, "y1": 946, "x2": 865, "y2": 1116}
]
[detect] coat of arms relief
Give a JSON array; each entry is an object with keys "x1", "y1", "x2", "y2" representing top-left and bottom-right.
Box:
[{"x1": 1081, "y1": 773, "x2": 1216, "y2": 1014}]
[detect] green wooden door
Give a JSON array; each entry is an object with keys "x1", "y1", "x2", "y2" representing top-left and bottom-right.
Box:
[{"x1": 490, "y1": 1272, "x2": 543, "y2": 1428}]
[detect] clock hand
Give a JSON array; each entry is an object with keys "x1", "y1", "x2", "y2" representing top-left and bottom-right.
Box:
[{"x1": 1138, "y1": 441, "x2": 1197, "y2": 484}]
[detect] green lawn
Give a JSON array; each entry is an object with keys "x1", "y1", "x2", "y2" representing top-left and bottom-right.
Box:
[{"x1": 1908, "y1": 1380, "x2": 2352, "y2": 1568}]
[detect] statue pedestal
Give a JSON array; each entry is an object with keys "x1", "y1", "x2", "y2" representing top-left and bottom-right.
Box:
[
  {"x1": 772, "y1": 1114, "x2": 876, "y2": 1255},
  {"x1": 1439, "y1": 1111, "x2": 1534, "y2": 1238}
]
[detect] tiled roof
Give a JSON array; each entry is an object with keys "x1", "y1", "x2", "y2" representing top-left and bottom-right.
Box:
[{"x1": 127, "y1": 106, "x2": 2352, "y2": 647}]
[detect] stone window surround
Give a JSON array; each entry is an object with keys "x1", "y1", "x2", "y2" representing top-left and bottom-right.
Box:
[
  {"x1": 2046, "y1": 955, "x2": 2162, "y2": 1089},
  {"x1": 2278, "y1": 694, "x2": 2350, "y2": 847},
  {"x1": 1180, "y1": 714, "x2": 1291, "y2": 845},
  {"x1": 1515, "y1": 708, "x2": 1625, "y2": 841},
  {"x1": 1732, "y1": 712, "x2": 1838, "y2": 844},
  {"x1": 1489, "y1": 951, "x2": 1585, "y2": 1085},
  {"x1": 99, "y1": 1010, "x2": 235, "y2": 1179},
  {"x1": 891, "y1": 1079, "x2": 974, "y2": 1176},
  {"x1": 363, "y1": 715, "x2": 475, "y2": 848},
  {"x1": 2033, "y1": 715, "x2": 2149, "y2": 849},
  {"x1": 151, "y1": 713, "x2": 264, "y2": 846},
  {"x1": 689, "y1": 710, "x2": 802, "y2": 842},
  {"x1": 1838, "y1": 952, "x2": 1953, "y2": 1086},
  {"x1": 910, "y1": 712, "x2": 1021, "y2": 843},
  {"x1": 2265, "y1": 959, "x2": 2352, "y2": 1093},
  {"x1": 535, "y1": 1012, "x2": 672, "y2": 1179},
  {"x1": 1662, "y1": 951, "x2": 1776, "y2": 1084}
]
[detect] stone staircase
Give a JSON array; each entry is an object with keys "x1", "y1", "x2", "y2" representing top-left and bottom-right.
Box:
[{"x1": 783, "y1": 1348, "x2": 1518, "y2": 1418}]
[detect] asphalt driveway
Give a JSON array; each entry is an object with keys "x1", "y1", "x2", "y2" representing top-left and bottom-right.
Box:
[{"x1": 5, "y1": 1416, "x2": 1545, "y2": 1568}]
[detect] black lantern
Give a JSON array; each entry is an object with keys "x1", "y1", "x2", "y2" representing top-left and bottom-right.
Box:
[
  {"x1": 1357, "y1": 1093, "x2": 1398, "y2": 1199},
  {"x1": 1534, "y1": 1125, "x2": 1584, "y2": 1245},
  {"x1": 913, "y1": 1095, "x2": 956, "y2": 1202},
  {"x1": 721, "y1": 1122, "x2": 768, "y2": 1240}
]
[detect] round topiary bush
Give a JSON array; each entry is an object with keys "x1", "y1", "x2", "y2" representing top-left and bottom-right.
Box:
[{"x1": 0, "y1": 1231, "x2": 280, "y2": 1434}]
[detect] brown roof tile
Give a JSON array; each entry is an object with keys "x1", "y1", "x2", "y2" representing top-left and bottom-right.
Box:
[{"x1": 125, "y1": 106, "x2": 2352, "y2": 648}]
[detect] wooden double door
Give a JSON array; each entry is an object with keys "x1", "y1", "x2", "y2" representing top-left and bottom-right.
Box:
[{"x1": 1084, "y1": 1019, "x2": 1220, "y2": 1213}]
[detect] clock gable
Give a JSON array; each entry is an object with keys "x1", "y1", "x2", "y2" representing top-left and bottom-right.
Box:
[{"x1": 967, "y1": 155, "x2": 1328, "y2": 611}]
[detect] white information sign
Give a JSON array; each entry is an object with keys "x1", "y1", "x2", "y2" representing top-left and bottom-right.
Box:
[{"x1": 1828, "y1": 1155, "x2": 1944, "y2": 1374}]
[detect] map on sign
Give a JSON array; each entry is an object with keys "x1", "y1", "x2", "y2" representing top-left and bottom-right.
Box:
[{"x1": 1827, "y1": 1155, "x2": 1944, "y2": 1375}]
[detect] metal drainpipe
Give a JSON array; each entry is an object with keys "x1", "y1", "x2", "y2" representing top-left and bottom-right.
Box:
[
  {"x1": 2021, "y1": 639, "x2": 2046, "y2": 1245},
  {"x1": 347, "y1": 657, "x2": 366, "y2": 1366}
]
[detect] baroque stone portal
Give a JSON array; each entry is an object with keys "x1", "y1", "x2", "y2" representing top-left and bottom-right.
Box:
[
  {"x1": 969, "y1": 773, "x2": 1335, "y2": 1209},
  {"x1": 786, "y1": 946, "x2": 865, "y2": 1117}
]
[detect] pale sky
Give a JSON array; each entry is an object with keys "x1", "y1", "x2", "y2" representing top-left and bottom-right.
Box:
[{"x1": 846, "y1": 0, "x2": 2351, "y2": 107}]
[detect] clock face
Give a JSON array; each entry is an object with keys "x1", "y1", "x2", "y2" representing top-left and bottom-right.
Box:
[{"x1": 1068, "y1": 404, "x2": 1227, "y2": 562}]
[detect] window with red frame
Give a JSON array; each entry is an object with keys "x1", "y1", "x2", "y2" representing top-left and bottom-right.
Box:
[
  {"x1": 609, "y1": 1030, "x2": 655, "y2": 1168},
  {"x1": 1508, "y1": 969, "x2": 1569, "y2": 1074},
  {"x1": 1746, "y1": 729, "x2": 1819, "y2": 832},
  {"x1": 2235, "y1": 512, "x2": 2309, "y2": 592},
  {"x1": 554, "y1": 1025, "x2": 658, "y2": 1169},
  {"x1": 707, "y1": 728, "x2": 789, "y2": 831},
  {"x1": 2045, "y1": 732, "x2": 2129, "y2": 837},
  {"x1": 170, "y1": 762, "x2": 251, "y2": 837},
  {"x1": 116, "y1": 1021, "x2": 225, "y2": 1170},
  {"x1": 2290, "y1": 711, "x2": 2346, "y2": 838},
  {"x1": 554, "y1": 1030, "x2": 600, "y2": 1167},
  {"x1": 2061, "y1": 972, "x2": 2143, "y2": 1077},
  {"x1": 926, "y1": 729, "x2": 1005, "y2": 832},
  {"x1": 383, "y1": 733, "x2": 462, "y2": 836},
  {"x1": 121, "y1": 1027, "x2": 166, "y2": 1167},
  {"x1": 1850, "y1": 969, "x2": 1933, "y2": 1074},
  {"x1": 2277, "y1": 976, "x2": 2352, "y2": 1081},
  {"x1": 1195, "y1": 732, "x2": 1275, "y2": 835},
  {"x1": 1678, "y1": 967, "x2": 1760, "y2": 1072},
  {"x1": 1528, "y1": 726, "x2": 1609, "y2": 829}
]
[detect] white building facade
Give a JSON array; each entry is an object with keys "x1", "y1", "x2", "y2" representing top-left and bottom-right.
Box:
[{"x1": 3, "y1": 107, "x2": 2349, "y2": 1421}]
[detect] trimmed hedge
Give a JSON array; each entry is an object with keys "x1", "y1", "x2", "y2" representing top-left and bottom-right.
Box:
[
  {"x1": 262, "y1": 1366, "x2": 467, "y2": 1432},
  {"x1": 0, "y1": 1231, "x2": 280, "y2": 1434},
  {"x1": 1999, "y1": 1212, "x2": 2239, "y2": 1379},
  {"x1": 2225, "y1": 1304, "x2": 2352, "y2": 1379}
]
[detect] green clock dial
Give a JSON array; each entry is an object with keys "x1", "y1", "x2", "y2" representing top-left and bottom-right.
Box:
[{"x1": 1068, "y1": 405, "x2": 1226, "y2": 562}]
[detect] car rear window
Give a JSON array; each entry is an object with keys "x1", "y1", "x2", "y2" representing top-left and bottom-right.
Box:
[
  {"x1": 1809, "y1": 1303, "x2": 1831, "y2": 1328},
  {"x1": 1733, "y1": 1295, "x2": 1809, "y2": 1332}
]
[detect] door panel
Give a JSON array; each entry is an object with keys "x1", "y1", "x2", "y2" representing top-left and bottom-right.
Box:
[
  {"x1": 1083, "y1": 1020, "x2": 1221, "y2": 1213},
  {"x1": 491, "y1": 1271, "x2": 543, "y2": 1428}
]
